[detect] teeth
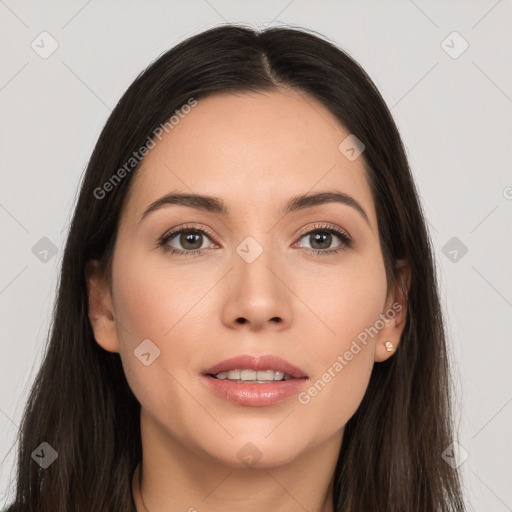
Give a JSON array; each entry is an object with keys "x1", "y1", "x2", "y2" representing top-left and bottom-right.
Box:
[
  {"x1": 212, "y1": 369, "x2": 291, "y2": 381},
  {"x1": 255, "y1": 370, "x2": 279, "y2": 381},
  {"x1": 241, "y1": 369, "x2": 257, "y2": 380}
]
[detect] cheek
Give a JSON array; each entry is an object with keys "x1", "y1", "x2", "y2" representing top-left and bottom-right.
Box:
[
  {"x1": 297, "y1": 286, "x2": 380, "y2": 434},
  {"x1": 111, "y1": 246, "x2": 208, "y2": 342},
  {"x1": 294, "y1": 255, "x2": 386, "y2": 425},
  {"x1": 295, "y1": 250, "x2": 387, "y2": 347},
  {"x1": 110, "y1": 248, "x2": 211, "y2": 396},
  {"x1": 110, "y1": 251, "x2": 204, "y2": 425},
  {"x1": 298, "y1": 346, "x2": 374, "y2": 438}
]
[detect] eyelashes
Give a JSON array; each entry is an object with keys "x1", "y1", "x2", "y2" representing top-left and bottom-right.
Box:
[
  {"x1": 157, "y1": 224, "x2": 217, "y2": 258},
  {"x1": 157, "y1": 223, "x2": 353, "y2": 258}
]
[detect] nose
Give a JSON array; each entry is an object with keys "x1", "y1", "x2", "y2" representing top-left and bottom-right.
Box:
[{"x1": 220, "y1": 243, "x2": 293, "y2": 332}]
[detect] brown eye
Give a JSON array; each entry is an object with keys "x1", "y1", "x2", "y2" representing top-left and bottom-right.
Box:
[
  {"x1": 164, "y1": 229, "x2": 212, "y2": 252},
  {"x1": 294, "y1": 225, "x2": 352, "y2": 255},
  {"x1": 304, "y1": 231, "x2": 335, "y2": 250},
  {"x1": 174, "y1": 230, "x2": 205, "y2": 251},
  {"x1": 158, "y1": 225, "x2": 217, "y2": 257}
]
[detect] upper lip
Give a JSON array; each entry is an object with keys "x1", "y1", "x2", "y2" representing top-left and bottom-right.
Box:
[{"x1": 203, "y1": 354, "x2": 308, "y2": 379}]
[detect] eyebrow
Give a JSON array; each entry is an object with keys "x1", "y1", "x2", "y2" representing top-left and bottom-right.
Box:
[{"x1": 140, "y1": 190, "x2": 370, "y2": 226}]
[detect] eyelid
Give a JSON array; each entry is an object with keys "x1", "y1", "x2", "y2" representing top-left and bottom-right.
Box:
[
  {"x1": 157, "y1": 221, "x2": 353, "y2": 255},
  {"x1": 294, "y1": 222, "x2": 352, "y2": 242},
  {"x1": 160, "y1": 222, "x2": 351, "y2": 244},
  {"x1": 160, "y1": 223, "x2": 218, "y2": 243}
]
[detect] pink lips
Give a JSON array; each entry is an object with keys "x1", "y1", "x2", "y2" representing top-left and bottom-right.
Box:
[
  {"x1": 203, "y1": 354, "x2": 308, "y2": 379},
  {"x1": 202, "y1": 354, "x2": 309, "y2": 407}
]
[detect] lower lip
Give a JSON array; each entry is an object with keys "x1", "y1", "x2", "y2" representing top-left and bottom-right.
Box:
[{"x1": 202, "y1": 375, "x2": 308, "y2": 407}]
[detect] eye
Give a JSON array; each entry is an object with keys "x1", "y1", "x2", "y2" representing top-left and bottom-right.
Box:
[
  {"x1": 294, "y1": 224, "x2": 352, "y2": 255},
  {"x1": 157, "y1": 224, "x2": 217, "y2": 257},
  {"x1": 157, "y1": 223, "x2": 352, "y2": 258}
]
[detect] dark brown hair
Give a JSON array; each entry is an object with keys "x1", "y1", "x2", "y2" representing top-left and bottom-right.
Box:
[{"x1": 4, "y1": 23, "x2": 465, "y2": 511}]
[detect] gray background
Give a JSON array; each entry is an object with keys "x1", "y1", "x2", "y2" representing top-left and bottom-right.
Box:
[{"x1": 1, "y1": 1, "x2": 511, "y2": 510}]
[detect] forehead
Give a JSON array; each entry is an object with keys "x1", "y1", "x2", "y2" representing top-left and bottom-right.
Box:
[{"x1": 125, "y1": 89, "x2": 376, "y2": 227}]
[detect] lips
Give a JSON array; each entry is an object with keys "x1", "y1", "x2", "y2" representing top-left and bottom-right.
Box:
[
  {"x1": 203, "y1": 354, "x2": 308, "y2": 380},
  {"x1": 202, "y1": 354, "x2": 309, "y2": 407}
]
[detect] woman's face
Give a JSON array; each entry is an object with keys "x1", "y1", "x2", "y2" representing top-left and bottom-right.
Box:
[{"x1": 89, "y1": 89, "x2": 407, "y2": 468}]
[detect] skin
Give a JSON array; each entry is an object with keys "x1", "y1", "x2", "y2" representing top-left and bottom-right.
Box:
[{"x1": 87, "y1": 88, "x2": 410, "y2": 512}]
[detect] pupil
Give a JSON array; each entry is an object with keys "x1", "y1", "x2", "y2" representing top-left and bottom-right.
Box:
[
  {"x1": 181, "y1": 231, "x2": 202, "y2": 250},
  {"x1": 311, "y1": 232, "x2": 331, "y2": 250}
]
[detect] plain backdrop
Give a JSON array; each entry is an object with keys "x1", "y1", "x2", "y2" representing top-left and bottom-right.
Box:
[{"x1": 1, "y1": 1, "x2": 511, "y2": 510}]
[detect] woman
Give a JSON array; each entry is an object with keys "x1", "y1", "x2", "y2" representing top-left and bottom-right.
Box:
[{"x1": 4, "y1": 24, "x2": 466, "y2": 511}]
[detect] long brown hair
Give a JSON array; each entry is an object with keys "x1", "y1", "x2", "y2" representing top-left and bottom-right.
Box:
[{"x1": 4, "y1": 23, "x2": 465, "y2": 511}]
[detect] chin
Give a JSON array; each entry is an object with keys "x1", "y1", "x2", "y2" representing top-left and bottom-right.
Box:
[{"x1": 196, "y1": 434, "x2": 309, "y2": 470}]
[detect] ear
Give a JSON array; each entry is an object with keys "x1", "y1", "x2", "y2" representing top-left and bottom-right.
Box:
[
  {"x1": 374, "y1": 259, "x2": 411, "y2": 362},
  {"x1": 85, "y1": 260, "x2": 120, "y2": 353}
]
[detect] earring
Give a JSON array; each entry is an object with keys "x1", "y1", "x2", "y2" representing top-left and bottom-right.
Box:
[{"x1": 385, "y1": 341, "x2": 394, "y2": 352}]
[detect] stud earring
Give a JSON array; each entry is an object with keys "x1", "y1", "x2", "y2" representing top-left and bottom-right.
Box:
[{"x1": 385, "y1": 341, "x2": 394, "y2": 352}]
